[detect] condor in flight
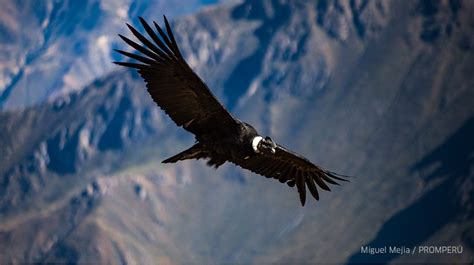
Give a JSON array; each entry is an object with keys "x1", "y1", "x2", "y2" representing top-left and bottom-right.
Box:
[{"x1": 114, "y1": 16, "x2": 349, "y2": 206}]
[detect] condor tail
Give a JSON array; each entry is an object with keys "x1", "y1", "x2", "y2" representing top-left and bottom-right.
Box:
[{"x1": 162, "y1": 143, "x2": 207, "y2": 163}]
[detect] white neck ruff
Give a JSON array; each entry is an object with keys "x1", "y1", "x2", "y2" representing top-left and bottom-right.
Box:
[{"x1": 252, "y1": 136, "x2": 263, "y2": 153}]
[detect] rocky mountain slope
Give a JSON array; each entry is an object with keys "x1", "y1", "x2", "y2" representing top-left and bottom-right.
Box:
[
  {"x1": 1, "y1": 0, "x2": 473, "y2": 263},
  {"x1": 0, "y1": 0, "x2": 225, "y2": 110}
]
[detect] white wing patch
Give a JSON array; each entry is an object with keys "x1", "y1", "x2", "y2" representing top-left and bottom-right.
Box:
[{"x1": 252, "y1": 136, "x2": 263, "y2": 153}]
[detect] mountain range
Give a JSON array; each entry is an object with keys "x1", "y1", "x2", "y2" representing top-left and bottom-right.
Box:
[
  {"x1": 0, "y1": 0, "x2": 224, "y2": 110},
  {"x1": 1, "y1": 0, "x2": 473, "y2": 263}
]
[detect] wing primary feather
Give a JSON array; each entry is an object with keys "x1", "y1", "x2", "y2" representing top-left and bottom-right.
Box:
[
  {"x1": 113, "y1": 61, "x2": 148, "y2": 69},
  {"x1": 139, "y1": 17, "x2": 176, "y2": 59},
  {"x1": 114, "y1": 49, "x2": 158, "y2": 65},
  {"x1": 163, "y1": 15, "x2": 184, "y2": 58},
  {"x1": 115, "y1": 18, "x2": 238, "y2": 137},
  {"x1": 296, "y1": 171, "x2": 306, "y2": 206},
  {"x1": 326, "y1": 171, "x2": 351, "y2": 182},
  {"x1": 153, "y1": 21, "x2": 175, "y2": 55},
  {"x1": 126, "y1": 23, "x2": 171, "y2": 62},
  {"x1": 305, "y1": 173, "x2": 319, "y2": 201},
  {"x1": 118, "y1": 34, "x2": 163, "y2": 62},
  {"x1": 313, "y1": 172, "x2": 331, "y2": 191},
  {"x1": 319, "y1": 173, "x2": 340, "y2": 185}
]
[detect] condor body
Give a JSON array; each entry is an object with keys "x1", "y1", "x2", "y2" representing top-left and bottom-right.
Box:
[{"x1": 115, "y1": 16, "x2": 349, "y2": 206}]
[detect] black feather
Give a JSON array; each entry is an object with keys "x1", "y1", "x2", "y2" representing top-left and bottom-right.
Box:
[
  {"x1": 296, "y1": 171, "x2": 306, "y2": 206},
  {"x1": 327, "y1": 171, "x2": 350, "y2": 182},
  {"x1": 126, "y1": 23, "x2": 171, "y2": 62},
  {"x1": 153, "y1": 21, "x2": 175, "y2": 56},
  {"x1": 163, "y1": 15, "x2": 183, "y2": 58},
  {"x1": 278, "y1": 165, "x2": 291, "y2": 183},
  {"x1": 138, "y1": 17, "x2": 176, "y2": 59},
  {"x1": 114, "y1": 49, "x2": 157, "y2": 65},
  {"x1": 118, "y1": 34, "x2": 163, "y2": 62},
  {"x1": 272, "y1": 163, "x2": 287, "y2": 179},
  {"x1": 313, "y1": 172, "x2": 331, "y2": 191},
  {"x1": 113, "y1": 61, "x2": 148, "y2": 69},
  {"x1": 319, "y1": 173, "x2": 340, "y2": 185},
  {"x1": 305, "y1": 173, "x2": 319, "y2": 201},
  {"x1": 287, "y1": 179, "x2": 296, "y2": 187}
]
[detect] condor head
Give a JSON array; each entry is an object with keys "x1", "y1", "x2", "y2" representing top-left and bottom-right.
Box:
[{"x1": 252, "y1": 136, "x2": 277, "y2": 155}]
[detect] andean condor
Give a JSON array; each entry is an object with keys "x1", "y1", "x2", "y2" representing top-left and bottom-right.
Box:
[{"x1": 114, "y1": 16, "x2": 350, "y2": 206}]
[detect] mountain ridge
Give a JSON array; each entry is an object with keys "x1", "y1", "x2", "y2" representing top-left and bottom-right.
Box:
[{"x1": 1, "y1": 0, "x2": 473, "y2": 263}]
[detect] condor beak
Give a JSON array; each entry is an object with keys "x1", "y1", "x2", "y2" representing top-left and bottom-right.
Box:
[{"x1": 271, "y1": 147, "x2": 276, "y2": 154}]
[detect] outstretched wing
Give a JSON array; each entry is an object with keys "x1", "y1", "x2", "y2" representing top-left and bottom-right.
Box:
[
  {"x1": 230, "y1": 144, "x2": 349, "y2": 206},
  {"x1": 114, "y1": 16, "x2": 237, "y2": 136}
]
